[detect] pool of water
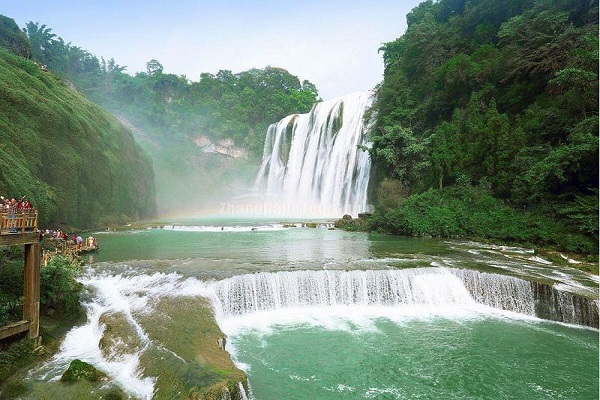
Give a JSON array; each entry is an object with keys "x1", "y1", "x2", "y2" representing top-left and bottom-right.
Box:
[{"x1": 23, "y1": 219, "x2": 598, "y2": 399}]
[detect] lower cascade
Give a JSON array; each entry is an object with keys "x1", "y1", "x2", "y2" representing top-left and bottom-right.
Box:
[
  {"x1": 254, "y1": 92, "x2": 373, "y2": 216},
  {"x1": 207, "y1": 268, "x2": 598, "y2": 328}
]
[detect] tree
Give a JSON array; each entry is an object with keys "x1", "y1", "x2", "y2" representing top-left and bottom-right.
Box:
[
  {"x1": 23, "y1": 22, "x2": 58, "y2": 65},
  {"x1": 498, "y1": 10, "x2": 580, "y2": 80},
  {"x1": 146, "y1": 59, "x2": 163, "y2": 76}
]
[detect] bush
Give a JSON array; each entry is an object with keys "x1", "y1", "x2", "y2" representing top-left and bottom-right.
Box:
[
  {"x1": 40, "y1": 255, "x2": 83, "y2": 317},
  {"x1": 367, "y1": 184, "x2": 598, "y2": 254},
  {"x1": 0, "y1": 253, "x2": 26, "y2": 326}
]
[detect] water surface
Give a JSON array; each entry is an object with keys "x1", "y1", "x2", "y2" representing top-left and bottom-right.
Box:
[{"x1": 29, "y1": 219, "x2": 598, "y2": 399}]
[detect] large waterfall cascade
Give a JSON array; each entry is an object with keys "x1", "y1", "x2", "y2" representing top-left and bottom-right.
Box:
[
  {"x1": 206, "y1": 268, "x2": 598, "y2": 327},
  {"x1": 254, "y1": 92, "x2": 373, "y2": 216}
]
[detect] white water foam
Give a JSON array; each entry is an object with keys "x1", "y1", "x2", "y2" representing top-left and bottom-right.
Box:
[
  {"x1": 32, "y1": 272, "x2": 205, "y2": 399},
  {"x1": 450, "y1": 240, "x2": 535, "y2": 254},
  {"x1": 162, "y1": 224, "x2": 287, "y2": 232},
  {"x1": 202, "y1": 268, "x2": 544, "y2": 341},
  {"x1": 35, "y1": 266, "x2": 590, "y2": 398}
]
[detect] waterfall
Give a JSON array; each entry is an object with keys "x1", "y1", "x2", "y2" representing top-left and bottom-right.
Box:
[
  {"x1": 207, "y1": 268, "x2": 598, "y2": 327},
  {"x1": 254, "y1": 92, "x2": 373, "y2": 216},
  {"x1": 450, "y1": 269, "x2": 535, "y2": 315},
  {"x1": 211, "y1": 269, "x2": 473, "y2": 316}
]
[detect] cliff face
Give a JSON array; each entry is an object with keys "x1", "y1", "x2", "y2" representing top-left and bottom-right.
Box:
[{"x1": 0, "y1": 46, "x2": 156, "y2": 228}]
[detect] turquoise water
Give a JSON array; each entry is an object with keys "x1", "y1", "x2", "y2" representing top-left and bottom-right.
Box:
[
  {"x1": 35, "y1": 220, "x2": 599, "y2": 399},
  {"x1": 86, "y1": 220, "x2": 598, "y2": 296},
  {"x1": 231, "y1": 317, "x2": 597, "y2": 399}
]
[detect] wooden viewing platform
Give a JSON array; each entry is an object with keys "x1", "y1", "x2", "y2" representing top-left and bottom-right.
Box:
[{"x1": 0, "y1": 210, "x2": 41, "y2": 342}]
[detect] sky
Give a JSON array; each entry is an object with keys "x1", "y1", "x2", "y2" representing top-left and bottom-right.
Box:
[{"x1": 2, "y1": 0, "x2": 423, "y2": 101}]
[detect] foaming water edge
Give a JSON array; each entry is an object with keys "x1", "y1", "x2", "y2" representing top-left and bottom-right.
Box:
[{"x1": 31, "y1": 267, "x2": 597, "y2": 399}]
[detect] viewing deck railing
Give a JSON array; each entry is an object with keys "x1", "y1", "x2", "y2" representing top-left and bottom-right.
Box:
[{"x1": 0, "y1": 209, "x2": 38, "y2": 235}]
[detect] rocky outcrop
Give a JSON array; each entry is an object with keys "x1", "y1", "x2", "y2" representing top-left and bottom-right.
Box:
[
  {"x1": 136, "y1": 297, "x2": 249, "y2": 400},
  {"x1": 193, "y1": 135, "x2": 249, "y2": 159},
  {"x1": 98, "y1": 311, "x2": 145, "y2": 361}
]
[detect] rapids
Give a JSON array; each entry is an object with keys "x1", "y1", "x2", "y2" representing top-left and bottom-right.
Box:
[{"x1": 18, "y1": 222, "x2": 599, "y2": 399}]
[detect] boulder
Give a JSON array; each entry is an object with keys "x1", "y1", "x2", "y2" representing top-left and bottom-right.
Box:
[{"x1": 60, "y1": 359, "x2": 106, "y2": 383}]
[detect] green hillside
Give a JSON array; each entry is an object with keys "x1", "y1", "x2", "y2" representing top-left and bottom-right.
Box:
[{"x1": 0, "y1": 37, "x2": 156, "y2": 228}]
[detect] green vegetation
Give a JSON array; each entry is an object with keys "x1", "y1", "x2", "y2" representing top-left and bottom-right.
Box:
[
  {"x1": 0, "y1": 20, "x2": 157, "y2": 228},
  {"x1": 18, "y1": 20, "x2": 320, "y2": 213},
  {"x1": 367, "y1": 0, "x2": 598, "y2": 255},
  {"x1": 0, "y1": 15, "x2": 31, "y2": 58},
  {"x1": 20, "y1": 22, "x2": 319, "y2": 154},
  {"x1": 40, "y1": 255, "x2": 83, "y2": 317},
  {"x1": 0, "y1": 249, "x2": 83, "y2": 328},
  {"x1": 0, "y1": 249, "x2": 84, "y2": 387}
]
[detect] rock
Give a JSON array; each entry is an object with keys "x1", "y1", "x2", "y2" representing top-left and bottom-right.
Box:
[
  {"x1": 98, "y1": 311, "x2": 144, "y2": 361},
  {"x1": 101, "y1": 390, "x2": 124, "y2": 400},
  {"x1": 342, "y1": 214, "x2": 352, "y2": 220},
  {"x1": 357, "y1": 212, "x2": 372, "y2": 219},
  {"x1": 60, "y1": 359, "x2": 106, "y2": 383}
]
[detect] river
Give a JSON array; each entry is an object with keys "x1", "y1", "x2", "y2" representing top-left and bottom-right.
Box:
[{"x1": 22, "y1": 218, "x2": 599, "y2": 399}]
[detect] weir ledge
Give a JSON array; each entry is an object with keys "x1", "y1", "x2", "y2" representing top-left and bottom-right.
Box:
[{"x1": 530, "y1": 282, "x2": 599, "y2": 328}]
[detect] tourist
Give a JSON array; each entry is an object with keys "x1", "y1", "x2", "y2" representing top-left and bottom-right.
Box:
[
  {"x1": 87, "y1": 235, "x2": 95, "y2": 249},
  {"x1": 8, "y1": 198, "x2": 18, "y2": 233}
]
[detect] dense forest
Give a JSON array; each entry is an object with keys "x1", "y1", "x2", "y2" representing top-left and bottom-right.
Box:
[
  {"x1": 0, "y1": 16, "x2": 156, "y2": 229},
  {"x1": 360, "y1": 0, "x2": 598, "y2": 254}
]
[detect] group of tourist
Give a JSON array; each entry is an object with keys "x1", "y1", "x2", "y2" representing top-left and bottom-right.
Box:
[
  {"x1": 1, "y1": 193, "x2": 98, "y2": 251},
  {"x1": 42, "y1": 229, "x2": 98, "y2": 251},
  {"x1": 1, "y1": 195, "x2": 34, "y2": 212},
  {"x1": 1, "y1": 195, "x2": 35, "y2": 233}
]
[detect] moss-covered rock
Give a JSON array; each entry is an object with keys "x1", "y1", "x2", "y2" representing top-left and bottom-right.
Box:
[
  {"x1": 136, "y1": 297, "x2": 248, "y2": 400},
  {"x1": 98, "y1": 311, "x2": 144, "y2": 361},
  {"x1": 60, "y1": 359, "x2": 106, "y2": 383},
  {"x1": 193, "y1": 377, "x2": 249, "y2": 400}
]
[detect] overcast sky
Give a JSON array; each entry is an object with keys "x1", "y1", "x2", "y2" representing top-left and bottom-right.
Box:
[{"x1": 3, "y1": 0, "x2": 422, "y2": 101}]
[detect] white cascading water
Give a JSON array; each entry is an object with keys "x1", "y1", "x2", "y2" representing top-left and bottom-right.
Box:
[
  {"x1": 254, "y1": 92, "x2": 373, "y2": 216},
  {"x1": 450, "y1": 269, "x2": 535, "y2": 315},
  {"x1": 33, "y1": 267, "x2": 588, "y2": 399},
  {"x1": 207, "y1": 268, "x2": 536, "y2": 318}
]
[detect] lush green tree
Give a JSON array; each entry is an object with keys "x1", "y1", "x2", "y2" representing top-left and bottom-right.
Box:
[
  {"x1": 368, "y1": 0, "x2": 598, "y2": 254},
  {"x1": 0, "y1": 16, "x2": 31, "y2": 58}
]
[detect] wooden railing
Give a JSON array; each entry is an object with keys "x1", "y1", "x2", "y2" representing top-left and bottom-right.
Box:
[{"x1": 0, "y1": 210, "x2": 38, "y2": 235}]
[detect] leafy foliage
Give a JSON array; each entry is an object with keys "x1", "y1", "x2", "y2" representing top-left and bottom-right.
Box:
[
  {"x1": 0, "y1": 44, "x2": 156, "y2": 228},
  {"x1": 0, "y1": 16, "x2": 30, "y2": 58},
  {"x1": 0, "y1": 251, "x2": 83, "y2": 327},
  {"x1": 368, "y1": 0, "x2": 598, "y2": 253},
  {"x1": 40, "y1": 255, "x2": 83, "y2": 317},
  {"x1": 19, "y1": 21, "x2": 319, "y2": 157},
  {"x1": 367, "y1": 184, "x2": 596, "y2": 254}
]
